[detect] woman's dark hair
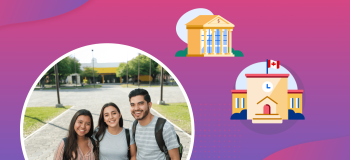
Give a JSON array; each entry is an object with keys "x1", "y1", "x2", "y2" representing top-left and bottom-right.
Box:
[
  {"x1": 64, "y1": 109, "x2": 94, "y2": 160},
  {"x1": 128, "y1": 88, "x2": 151, "y2": 103},
  {"x1": 94, "y1": 102, "x2": 123, "y2": 159}
]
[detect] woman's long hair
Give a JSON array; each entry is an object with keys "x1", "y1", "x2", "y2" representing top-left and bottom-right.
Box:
[
  {"x1": 94, "y1": 102, "x2": 123, "y2": 159},
  {"x1": 64, "y1": 109, "x2": 94, "y2": 160}
]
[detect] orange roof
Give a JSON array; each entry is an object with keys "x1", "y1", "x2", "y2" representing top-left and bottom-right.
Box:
[
  {"x1": 257, "y1": 96, "x2": 278, "y2": 104},
  {"x1": 186, "y1": 15, "x2": 219, "y2": 26}
]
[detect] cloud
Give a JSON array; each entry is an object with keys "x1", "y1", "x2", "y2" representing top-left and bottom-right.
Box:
[
  {"x1": 288, "y1": 109, "x2": 305, "y2": 120},
  {"x1": 176, "y1": 8, "x2": 213, "y2": 43},
  {"x1": 230, "y1": 109, "x2": 247, "y2": 120},
  {"x1": 175, "y1": 48, "x2": 188, "y2": 57}
]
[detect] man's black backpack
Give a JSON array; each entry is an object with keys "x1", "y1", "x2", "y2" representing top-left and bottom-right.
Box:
[
  {"x1": 62, "y1": 137, "x2": 96, "y2": 160},
  {"x1": 132, "y1": 117, "x2": 183, "y2": 160}
]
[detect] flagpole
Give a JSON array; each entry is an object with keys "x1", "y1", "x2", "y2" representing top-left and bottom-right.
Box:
[{"x1": 266, "y1": 59, "x2": 268, "y2": 74}]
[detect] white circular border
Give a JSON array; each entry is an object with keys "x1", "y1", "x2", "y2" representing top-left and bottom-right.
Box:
[{"x1": 20, "y1": 43, "x2": 195, "y2": 160}]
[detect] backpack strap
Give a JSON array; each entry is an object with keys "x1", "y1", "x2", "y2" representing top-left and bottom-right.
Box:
[
  {"x1": 132, "y1": 120, "x2": 138, "y2": 144},
  {"x1": 155, "y1": 117, "x2": 167, "y2": 153},
  {"x1": 62, "y1": 138, "x2": 68, "y2": 160},
  {"x1": 125, "y1": 129, "x2": 131, "y2": 159},
  {"x1": 89, "y1": 137, "x2": 96, "y2": 152},
  {"x1": 125, "y1": 129, "x2": 130, "y2": 147}
]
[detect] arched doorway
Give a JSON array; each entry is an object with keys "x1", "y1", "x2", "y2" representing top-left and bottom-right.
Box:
[{"x1": 264, "y1": 104, "x2": 271, "y2": 114}]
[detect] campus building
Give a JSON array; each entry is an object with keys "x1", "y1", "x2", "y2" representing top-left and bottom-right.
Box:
[
  {"x1": 231, "y1": 74, "x2": 304, "y2": 124},
  {"x1": 71, "y1": 58, "x2": 154, "y2": 84},
  {"x1": 80, "y1": 59, "x2": 120, "y2": 83},
  {"x1": 186, "y1": 15, "x2": 235, "y2": 57},
  {"x1": 66, "y1": 73, "x2": 81, "y2": 84}
]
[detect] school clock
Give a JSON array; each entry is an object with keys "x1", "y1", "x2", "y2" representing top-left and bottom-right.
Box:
[{"x1": 262, "y1": 81, "x2": 273, "y2": 92}]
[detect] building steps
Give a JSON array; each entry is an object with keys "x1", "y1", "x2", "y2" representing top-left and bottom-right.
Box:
[
  {"x1": 254, "y1": 114, "x2": 280, "y2": 118},
  {"x1": 252, "y1": 118, "x2": 283, "y2": 124}
]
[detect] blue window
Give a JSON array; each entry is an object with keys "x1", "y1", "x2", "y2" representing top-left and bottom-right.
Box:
[
  {"x1": 223, "y1": 29, "x2": 227, "y2": 53},
  {"x1": 290, "y1": 98, "x2": 294, "y2": 108},
  {"x1": 235, "y1": 98, "x2": 239, "y2": 108},
  {"x1": 241, "y1": 98, "x2": 245, "y2": 108},
  {"x1": 207, "y1": 29, "x2": 212, "y2": 53},
  {"x1": 201, "y1": 30, "x2": 204, "y2": 53},
  {"x1": 201, "y1": 30, "x2": 213, "y2": 53},
  {"x1": 215, "y1": 29, "x2": 221, "y2": 53},
  {"x1": 296, "y1": 98, "x2": 299, "y2": 108}
]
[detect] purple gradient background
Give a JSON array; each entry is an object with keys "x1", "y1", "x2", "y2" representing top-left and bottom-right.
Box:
[
  {"x1": 0, "y1": 0, "x2": 88, "y2": 26},
  {"x1": 0, "y1": 0, "x2": 349, "y2": 159}
]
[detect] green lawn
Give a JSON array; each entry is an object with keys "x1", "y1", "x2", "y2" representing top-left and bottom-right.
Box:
[
  {"x1": 23, "y1": 106, "x2": 72, "y2": 137},
  {"x1": 120, "y1": 84, "x2": 178, "y2": 88},
  {"x1": 152, "y1": 103, "x2": 191, "y2": 135},
  {"x1": 34, "y1": 85, "x2": 102, "y2": 90}
]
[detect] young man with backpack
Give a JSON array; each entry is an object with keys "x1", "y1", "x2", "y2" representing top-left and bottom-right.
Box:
[{"x1": 128, "y1": 88, "x2": 182, "y2": 160}]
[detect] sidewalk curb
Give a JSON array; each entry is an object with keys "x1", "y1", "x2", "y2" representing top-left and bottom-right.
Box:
[{"x1": 24, "y1": 106, "x2": 76, "y2": 141}]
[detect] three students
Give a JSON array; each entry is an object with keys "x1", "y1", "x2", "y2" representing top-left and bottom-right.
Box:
[{"x1": 54, "y1": 88, "x2": 180, "y2": 160}]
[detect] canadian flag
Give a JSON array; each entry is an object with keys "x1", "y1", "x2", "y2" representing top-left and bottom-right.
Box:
[{"x1": 268, "y1": 60, "x2": 280, "y2": 69}]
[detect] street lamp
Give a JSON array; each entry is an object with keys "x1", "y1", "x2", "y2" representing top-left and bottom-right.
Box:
[
  {"x1": 126, "y1": 52, "x2": 128, "y2": 88},
  {"x1": 92, "y1": 49, "x2": 95, "y2": 88},
  {"x1": 149, "y1": 58, "x2": 151, "y2": 87},
  {"x1": 55, "y1": 64, "x2": 63, "y2": 108},
  {"x1": 157, "y1": 67, "x2": 165, "y2": 105},
  {"x1": 138, "y1": 53, "x2": 140, "y2": 88},
  {"x1": 75, "y1": 53, "x2": 77, "y2": 89}
]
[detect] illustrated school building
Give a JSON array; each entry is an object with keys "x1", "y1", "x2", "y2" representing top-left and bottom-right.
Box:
[{"x1": 231, "y1": 74, "x2": 304, "y2": 124}]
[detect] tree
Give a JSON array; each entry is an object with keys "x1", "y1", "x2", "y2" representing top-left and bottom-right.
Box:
[
  {"x1": 68, "y1": 57, "x2": 82, "y2": 74},
  {"x1": 116, "y1": 62, "x2": 127, "y2": 77},
  {"x1": 116, "y1": 55, "x2": 160, "y2": 83},
  {"x1": 80, "y1": 67, "x2": 99, "y2": 83},
  {"x1": 39, "y1": 57, "x2": 81, "y2": 87}
]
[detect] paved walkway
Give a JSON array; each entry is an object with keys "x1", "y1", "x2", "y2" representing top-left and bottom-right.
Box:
[{"x1": 24, "y1": 85, "x2": 191, "y2": 160}]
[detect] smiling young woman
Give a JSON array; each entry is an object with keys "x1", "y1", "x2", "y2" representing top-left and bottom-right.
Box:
[
  {"x1": 53, "y1": 109, "x2": 95, "y2": 160},
  {"x1": 93, "y1": 102, "x2": 136, "y2": 160}
]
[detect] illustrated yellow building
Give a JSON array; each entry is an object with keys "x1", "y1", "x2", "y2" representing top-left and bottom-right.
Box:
[
  {"x1": 186, "y1": 15, "x2": 235, "y2": 57},
  {"x1": 231, "y1": 74, "x2": 304, "y2": 124}
]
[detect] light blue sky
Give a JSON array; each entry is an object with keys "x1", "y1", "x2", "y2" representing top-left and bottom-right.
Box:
[
  {"x1": 176, "y1": 8, "x2": 213, "y2": 43},
  {"x1": 235, "y1": 62, "x2": 298, "y2": 89}
]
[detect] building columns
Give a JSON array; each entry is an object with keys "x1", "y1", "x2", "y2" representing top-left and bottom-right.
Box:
[
  {"x1": 220, "y1": 29, "x2": 223, "y2": 54},
  {"x1": 200, "y1": 28, "x2": 233, "y2": 56},
  {"x1": 228, "y1": 29, "x2": 232, "y2": 54},
  {"x1": 211, "y1": 29, "x2": 215, "y2": 54},
  {"x1": 203, "y1": 29, "x2": 207, "y2": 55}
]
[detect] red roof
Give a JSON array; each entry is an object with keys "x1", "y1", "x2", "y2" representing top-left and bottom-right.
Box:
[
  {"x1": 245, "y1": 74, "x2": 289, "y2": 78},
  {"x1": 231, "y1": 90, "x2": 247, "y2": 93},
  {"x1": 288, "y1": 90, "x2": 304, "y2": 93}
]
